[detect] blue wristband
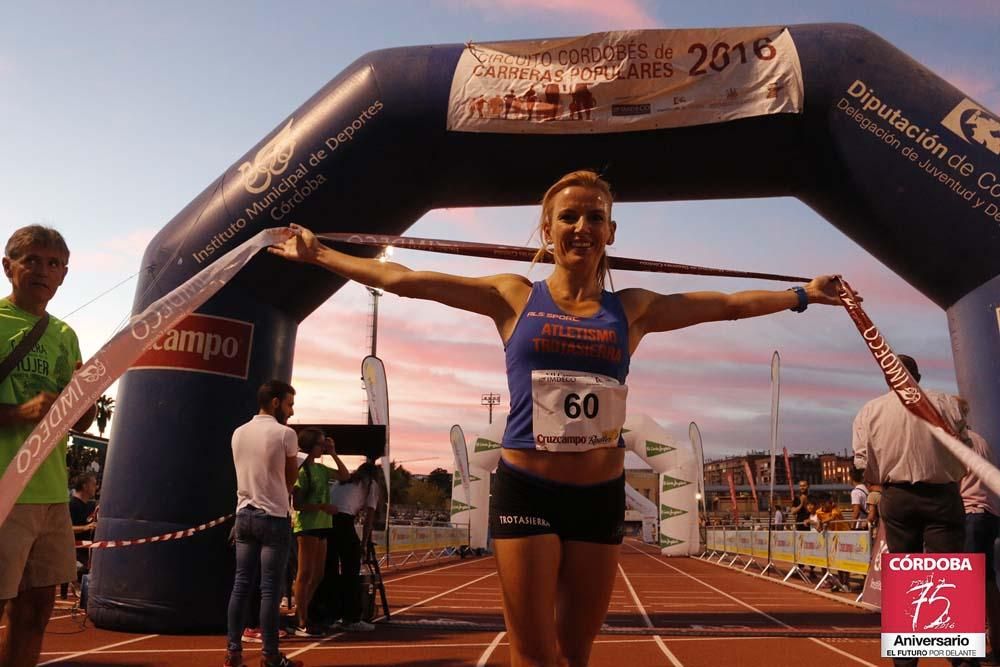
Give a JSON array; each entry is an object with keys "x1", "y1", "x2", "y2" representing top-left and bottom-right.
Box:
[{"x1": 788, "y1": 286, "x2": 808, "y2": 313}]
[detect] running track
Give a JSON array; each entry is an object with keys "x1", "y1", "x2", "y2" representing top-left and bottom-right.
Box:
[{"x1": 28, "y1": 539, "x2": 949, "y2": 666}]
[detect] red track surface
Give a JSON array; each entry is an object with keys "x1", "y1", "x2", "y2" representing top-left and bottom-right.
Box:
[{"x1": 29, "y1": 539, "x2": 951, "y2": 666}]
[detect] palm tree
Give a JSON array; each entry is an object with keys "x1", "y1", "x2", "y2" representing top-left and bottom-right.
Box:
[{"x1": 95, "y1": 395, "x2": 115, "y2": 437}]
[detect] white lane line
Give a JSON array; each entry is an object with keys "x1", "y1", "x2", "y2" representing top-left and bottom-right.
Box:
[
  {"x1": 37, "y1": 634, "x2": 158, "y2": 665},
  {"x1": 391, "y1": 571, "x2": 498, "y2": 616},
  {"x1": 624, "y1": 543, "x2": 879, "y2": 667},
  {"x1": 618, "y1": 563, "x2": 684, "y2": 667},
  {"x1": 476, "y1": 631, "x2": 506, "y2": 666},
  {"x1": 383, "y1": 556, "x2": 491, "y2": 583},
  {"x1": 286, "y1": 570, "x2": 498, "y2": 659}
]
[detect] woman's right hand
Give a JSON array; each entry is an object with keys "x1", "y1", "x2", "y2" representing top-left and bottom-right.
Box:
[
  {"x1": 268, "y1": 223, "x2": 320, "y2": 264},
  {"x1": 325, "y1": 503, "x2": 338, "y2": 516}
]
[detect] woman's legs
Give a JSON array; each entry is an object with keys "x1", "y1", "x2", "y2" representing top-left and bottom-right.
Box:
[
  {"x1": 293, "y1": 535, "x2": 326, "y2": 628},
  {"x1": 494, "y1": 534, "x2": 565, "y2": 667},
  {"x1": 555, "y1": 540, "x2": 621, "y2": 667}
]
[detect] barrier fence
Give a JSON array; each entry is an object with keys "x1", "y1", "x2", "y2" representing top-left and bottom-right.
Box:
[
  {"x1": 703, "y1": 523, "x2": 872, "y2": 595},
  {"x1": 371, "y1": 521, "x2": 469, "y2": 568}
]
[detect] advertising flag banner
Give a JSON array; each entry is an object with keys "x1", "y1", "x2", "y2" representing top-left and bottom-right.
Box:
[
  {"x1": 726, "y1": 470, "x2": 738, "y2": 521},
  {"x1": 742, "y1": 459, "x2": 758, "y2": 505},
  {"x1": 769, "y1": 351, "x2": 780, "y2": 508},
  {"x1": 448, "y1": 27, "x2": 804, "y2": 135},
  {"x1": 881, "y1": 553, "x2": 985, "y2": 660},
  {"x1": 783, "y1": 446, "x2": 794, "y2": 503},
  {"x1": 689, "y1": 422, "x2": 705, "y2": 521},
  {"x1": 362, "y1": 355, "x2": 390, "y2": 530},
  {"x1": 449, "y1": 424, "x2": 471, "y2": 505}
]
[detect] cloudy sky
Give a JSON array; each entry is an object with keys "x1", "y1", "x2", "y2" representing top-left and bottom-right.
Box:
[{"x1": 4, "y1": 1, "x2": 998, "y2": 473}]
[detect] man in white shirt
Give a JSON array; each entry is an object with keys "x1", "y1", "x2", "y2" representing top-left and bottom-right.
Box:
[
  {"x1": 224, "y1": 380, "x2": 302, "y2": 667},
  {"x1": 772, "y1": 505, "x2": 784, "y2": 528},
  {"x1": 852, "y1": 355, "x2": 967, "y2": 667}
]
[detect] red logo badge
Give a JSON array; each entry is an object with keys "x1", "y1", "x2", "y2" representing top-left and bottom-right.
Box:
[
  {"x1": 132, "y1": 314, "x2": 253, "y2": 379},
  {"x1": 881, "y1": 553, "x2": 984, "y2": 660}
]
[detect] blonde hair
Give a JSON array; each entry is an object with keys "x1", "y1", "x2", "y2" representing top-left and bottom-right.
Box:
[{"x1": 531, "y1": 170, "x2": 614, "y2": 291}]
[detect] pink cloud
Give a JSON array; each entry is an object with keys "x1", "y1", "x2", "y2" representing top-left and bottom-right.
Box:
[
  {"x1": 457, "y1": 0, "x2": 658, "y2": 30},
  {"x1": 72, "y1": 228, "x2": 158, "y2": 273}
]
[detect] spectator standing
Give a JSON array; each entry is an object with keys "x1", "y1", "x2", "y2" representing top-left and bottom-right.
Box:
[
  {"x1": 850, "y1": 467, "x2": 870, "y2": 529},
  {"x1": 0, "y1": 225, "x2": 96, "y2": 667},
  {"x1": 957, "y1": 398, "x2": 1000, "y2": 666},
  {"x1": 224, "y1": 380, "x2": 302, "y2": 667},
  {"x1": 289, "y1": 430, "x2": 346, "y2": 637},
  {"x1": 772, "y1": 504, "x2": 784, "y2": 528},
  {"x1": 790, "y1": 480, "x2": 812, "y2": 531},
  {"x1": 852, "y1": 354, "x2": 968, "y2": 667},
  {"x1": 315, "y1": 461, "x2": 381, "y2": 631}
]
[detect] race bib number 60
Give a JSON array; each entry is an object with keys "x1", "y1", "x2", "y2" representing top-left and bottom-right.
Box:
[{"x1": 531, "y1": 370, "x2": 627, "y2": 452}]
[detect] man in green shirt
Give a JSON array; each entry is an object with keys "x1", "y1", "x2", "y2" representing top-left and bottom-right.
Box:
[{"x1": 0, "y1": 225, "x2": 95, "y2": 667}]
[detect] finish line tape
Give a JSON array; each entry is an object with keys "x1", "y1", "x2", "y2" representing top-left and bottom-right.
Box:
[{"x1": 2, "y1": 227, "x2": 999, "y2": 531}]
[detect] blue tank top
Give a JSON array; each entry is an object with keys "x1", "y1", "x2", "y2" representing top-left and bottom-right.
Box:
[{"x1": 502, "y1": 281, "x2": 631, "y2": 450}]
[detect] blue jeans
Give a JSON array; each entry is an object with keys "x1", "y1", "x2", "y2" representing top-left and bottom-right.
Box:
[{"x1": 227, "y1": 507, "x2": 291, "y2": 658}]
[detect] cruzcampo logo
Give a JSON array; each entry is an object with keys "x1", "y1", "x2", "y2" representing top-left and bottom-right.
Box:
[
  {"x1": 660, "y1": 504, "x2": 687, "y2": 520},
  {"x1": 474, "y1": 438, "x2": 500, "y2": 452},
  {"x1": 451, "y1": 499, "x2": 475, "y2": 514},
  {"x1": 645, "y1": 440, "x2": 675, "y2": 457},
  {"x1": 660, "y1": 534, "x2": 684, "y2": 548},
  {"x1": 661, "y1": 475, "x2": 691, "y2": 491}
]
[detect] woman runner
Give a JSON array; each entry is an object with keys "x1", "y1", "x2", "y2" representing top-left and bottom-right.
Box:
[{"x1": 269, "y1": 170, "x2": 843, "y2": 667}]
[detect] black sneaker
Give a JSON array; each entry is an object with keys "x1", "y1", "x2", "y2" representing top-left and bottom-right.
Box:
[{"x1": 260, "y1": 654, "x2": 303, "y2": 667}]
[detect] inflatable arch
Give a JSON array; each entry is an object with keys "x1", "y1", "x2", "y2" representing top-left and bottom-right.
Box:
[
  {"x1": 90, "y1": 24, "x2": 1000, "y2": 632},
  {"x1": 450, "y1": 414, "x2": 699, "y2": 555}
]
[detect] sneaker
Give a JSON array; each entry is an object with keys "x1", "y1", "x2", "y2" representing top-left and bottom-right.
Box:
[
  {"x1": 223, "y1": 651, "x2": 245, "y2": 667},
  {"x1": 341, "y1": 620, "x2": 375, "y2": 632},
  {"x1": 260, "y1": 654, "x2": 303, "y2": 667},
  {"x1": 242, "y1": 628, "x2": 288, "y2": 643},
  {"x1": 288, "y1": 624, "x2": 323, "y2": 638}
]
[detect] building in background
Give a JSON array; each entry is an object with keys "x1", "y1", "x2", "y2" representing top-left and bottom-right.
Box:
[{"x1": 819, "y1": 452, "x2": 854, "y2": 484}]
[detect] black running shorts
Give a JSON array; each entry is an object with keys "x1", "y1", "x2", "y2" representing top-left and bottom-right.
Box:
[{"x1": 489, "y1": 458, "x2": 625, "y2": 544}]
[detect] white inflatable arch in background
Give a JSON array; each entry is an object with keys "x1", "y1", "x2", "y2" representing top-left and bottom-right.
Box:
[{"x1": 449, "y1": 413, "x2": 699, "y2": 555}]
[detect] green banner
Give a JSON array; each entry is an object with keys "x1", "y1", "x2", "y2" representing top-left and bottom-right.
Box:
[
  {"x1": 645, "y1": 439, "x2": 676, "y2": 457},
  {"x1": 661, "y1": 475, "x2": 691, "y2": 491},
  {"x1": 453, "y1": 471, "x2": 482, "y2": 487},
  {"x1": 659, "y1": 534, "x2": 685, "y2": 548},
  {"x1": 474, "y1": 437, "x2": 501, "y2": 452},
  {"x1": 451, "y1": 498, "x2": 476, "y2": 514},
  {"x1": 660, "y1": 504, "x2": 687, "y2": 520}
]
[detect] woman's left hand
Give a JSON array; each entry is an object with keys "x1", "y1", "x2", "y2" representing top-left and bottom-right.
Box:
[{"x1": 804, "y1": 274, "x2": 860, "y2": 306}]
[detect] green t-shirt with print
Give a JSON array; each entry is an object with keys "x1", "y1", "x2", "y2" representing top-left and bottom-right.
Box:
[
  {"x1": 293, "y1": 462, "x2": 332, "y2": 533},
  {"x1": 0, "y1": 298, "x2": 82, "y2": 504}
]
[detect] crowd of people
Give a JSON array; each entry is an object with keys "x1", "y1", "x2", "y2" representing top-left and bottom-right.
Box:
[
  {"x1": 65, "y1": 444, "x2": 103, "y2": 487},
  {"x1": 226, "y1": 379, "x2": 384, "y2": 667}
]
